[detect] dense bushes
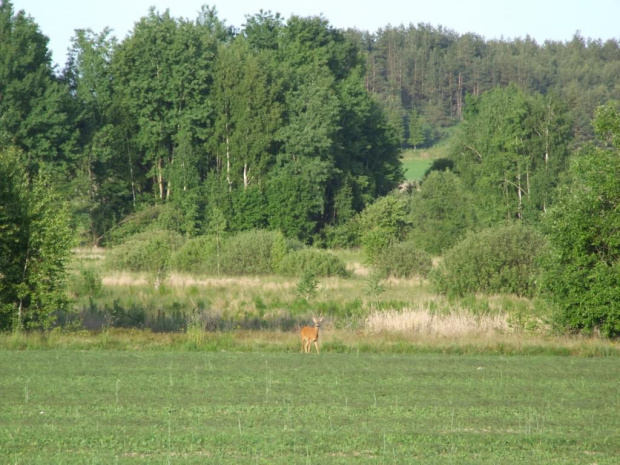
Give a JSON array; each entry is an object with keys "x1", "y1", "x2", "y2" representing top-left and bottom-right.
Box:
[
  {"x1": 278, "y1": 248, "x2": 349, "y2": 277},
  {"x1": 373, "y1": 241, "x2": 432, "y2": 278},
  {"x1": 217, "y1": 230, "x2": 284, "y2": 276},
  {"x1": 430, "y1": 223, "x2": 547, "y2": 297},
  {"x1": 170, "y1": 236, "x2": 218, "y2": 273},
  {"x1": 358, "y1": 195, "x2": 411, "y2": 263},
  {"x1": 106, "y1": 228, "x2": 348, "y2": 278},
  {"x1": 105, "y1": 230, "x2": 185, "y2": 273},
  {"x1": 408, "y1": 170, "x2": 477, "y2": 254}
]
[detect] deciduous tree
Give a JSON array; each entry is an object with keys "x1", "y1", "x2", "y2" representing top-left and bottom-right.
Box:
[{"x1": 0, "y1": 148, "x2": 74, "y2": 330}]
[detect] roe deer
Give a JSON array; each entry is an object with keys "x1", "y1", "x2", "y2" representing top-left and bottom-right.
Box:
[{"x1": 300, "y1": 316, "x2": 323, "y2": 354}]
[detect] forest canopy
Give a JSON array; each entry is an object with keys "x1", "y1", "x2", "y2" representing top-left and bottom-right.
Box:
[{"x1": 2, "y1": 1, "x2": 619, "y2": 245}]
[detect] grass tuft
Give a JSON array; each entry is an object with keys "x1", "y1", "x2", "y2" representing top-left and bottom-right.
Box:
[{"x1": 365, "y1": 307, "x2": 510, "y2": 337}]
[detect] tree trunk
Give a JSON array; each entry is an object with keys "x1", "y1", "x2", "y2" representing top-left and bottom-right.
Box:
[
  {"x1": 126, "y1": 136, "x2": 136, "y2": 208},
  {"x1": 157, "y1": 156, "x2": 164, "y2": 200},
  {"x1": 225, "y1": 122, "x2": 232, "y2": 191},
  {"x1": 457, "y1": 72, "x2": 463, "y2": 119},
  {"x1": 516, "y1": 171, "x2": 523, "y2": 219}
]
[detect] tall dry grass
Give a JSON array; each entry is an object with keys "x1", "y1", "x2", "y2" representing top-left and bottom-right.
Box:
[{"x1": 365, "y1": 306, "x2": 511, "y2": 337}]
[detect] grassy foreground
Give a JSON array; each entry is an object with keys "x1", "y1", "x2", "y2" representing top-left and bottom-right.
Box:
[{"x1": 1, "y1": 350, "x2": 618, "y2": 464}]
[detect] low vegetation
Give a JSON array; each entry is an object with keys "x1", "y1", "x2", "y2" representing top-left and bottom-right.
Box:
[
  {"x1": 0, "y1": 246, "x2": 600, "y2": 356},
  {"x1": 1, "y1": 351, "x2": 619, "y2": 463}
]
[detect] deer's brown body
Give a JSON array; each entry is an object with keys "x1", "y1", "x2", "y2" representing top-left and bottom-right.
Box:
[{"x1": 300, "y1": 316, "x2": 323, "y2": 354}]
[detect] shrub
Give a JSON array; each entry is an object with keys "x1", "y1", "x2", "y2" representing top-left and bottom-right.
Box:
[
  {"x1": 172, "y1": 230, "x2": 304, "y2": 276},
  {"x1": 104, "y1": 205, "x2": 165, "y2": 246},
  {"x1": 321, "y1": 219, "x2": 361, "y2": 249},
  {"x1": 358, "y1": 195, "x2": 412, "y2": 263},
  {"x1": 218, "y1": 229, "x2": 281, "y2": 275},
  {"x1": 68, "y1": 268, "x2": 103, "y2": 298},
  {"x1": 105, "y1": 230, "x2": 185, "y2": 275},
  {"x1": 278, "y1": 248, "x2": 349, "y2": 277},
  {"x1": 296, "y1": 270, "x2": 318, "y2": 300},
  {"x1": 373, "y1": 241, "x2": 433, "y2": 278},
  {"x1": 408, "y1": 170, "x2": 477, "y2": 254},
  {"x1": 430, "y1": 222, "x2": 547, "y2": 297},
  {"x1": 170, "y1": 235, "x2": 218, "y2": 273}
]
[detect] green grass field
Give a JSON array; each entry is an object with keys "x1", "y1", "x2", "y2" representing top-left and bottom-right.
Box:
[
  {"x1": 401, "y1": 148, "x2": 441, "y2": 181},
  {"x1": 400, "y1": 142, "x2": 453, "y2": 181},
  {"x1": 402, "y1": 158, "x2": 432, "y2": 181},
  {"x1": 1, "y1": 350, "x2": 618, "y2": 464}
]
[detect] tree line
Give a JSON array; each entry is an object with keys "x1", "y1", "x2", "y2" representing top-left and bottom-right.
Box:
[
  {"x1": 350, "y1": 23, "x2": 620, "y2": 146},
  {"x1": 1, "y1": 3, "x2": 402, "y2": 246},
  {"x1": 3, "y1": 2, "x2": 620, "y2": 245}
]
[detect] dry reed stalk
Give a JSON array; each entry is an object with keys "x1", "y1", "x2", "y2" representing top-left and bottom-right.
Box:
[
  {"x1": 102, "y1": 273, "x2": 296, "y2": 289},
  {"x1": 317, "y1": 277, "x2": 358, "y2": 290},
  {"x1": 348, "y1": 262, "x2": 370, "y2": 276},
  {"x1": 102, "y1": 272, "x2": 148, "y2": 286},
  {"x1": 168, "y1": 275, "x2": 263, "y2": 287},
  {"x1": 365, "y1": 307, "x2": 511, "y2": 337},
  {"x1": 72, "y1": 247, "x2": 106, "y2": 259}
]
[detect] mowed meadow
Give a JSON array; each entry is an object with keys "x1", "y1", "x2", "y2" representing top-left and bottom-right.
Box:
[
  {"x1": 1, "y1": 249, "x2": 620, "y2": 463},
  {"x1": 2, "y1": 351, "x2": 620, "y2": 464}
]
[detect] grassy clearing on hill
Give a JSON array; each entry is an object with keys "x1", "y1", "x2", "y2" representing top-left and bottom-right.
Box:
[
  {"x1": 1, "y1": 351, "x2": 618, "y2": 464},
  {"x1": 401, "y1": 144, "x2": 451, "y2": 181}
]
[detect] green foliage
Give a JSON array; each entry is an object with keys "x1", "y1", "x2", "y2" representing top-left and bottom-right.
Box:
[
  {"x1": 320, "y1": 219, "x2": 361, "y2": 249},
  {"x1": 104, "y1": 206, "x2": 165, "y2": 246},
  {"x1": 358, "y1": 194, "x2": 412, "y2": 263},
  {"x1": 450, "y1": 86, "x2": 572, "y2": 224},
  {"x1": 4, "y1": 2, "x2": 620, "y2": 250},
  {"x1": 105, "y1": 230, "x2": 185, "y2": 284},
  {"x1": 423, "y1": 158, "x2": 454, "y2": 177},
  {"x1": 431, "y1": 222, "x2": 547, "y2": 297},
  {"x1": 407, "y1": 108, "x2": 428, "y2": 148},
  {"x1": 539, "y1": 104, "x2": 620, "y2": 337},
  {"x1": 269, "y1": 230, "x2": 289, "y2": 273},
  {"x1": 170, "y1": 235, "x2": 218, "y2": 274},
  {"x1": 408, "y1": 170, "x2": 477, "y2": 254},
  {"x1": 593, "y1": 100, "x2": 620, "y2": 148},
  {"x1": 364, "y1": 270, "x2": 386, "y2": 299},
  {"x1": 266, "y1": 158, "x2": 332, "y2": 242},
  {"x1": 295, "y1": 269, "x2": 318, "y2": 300},
  {"x1": 0, "y1": 2, "x2": 77, "y2": 178},
  {"x1": 356, "y1": 26, "x2": 620, "y2": 146},
  {"x1": 68, "y1": 268, "x2": 103, "y2": 299},
  {"x1": 166, "y1": 229, "x2": 316, "y2": 277},
  {"x1": 373, "y1": 241, "x2": 433, "y2": 279},
  {"x1": 112, "y1": 7, "x2": 217, "y2": 205},
  {"x1": 217, "y1": 229, "x2": 282, "y2": 275},
  {"x1": 278, "y1": 248, "x2": 349, "y2": 278},
  {"x1": 205, "y1": 205, "x2": 228, "y2": 275},
  {"x1": 0, "y1": 148, "x2": 75, "y2": 330}
]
